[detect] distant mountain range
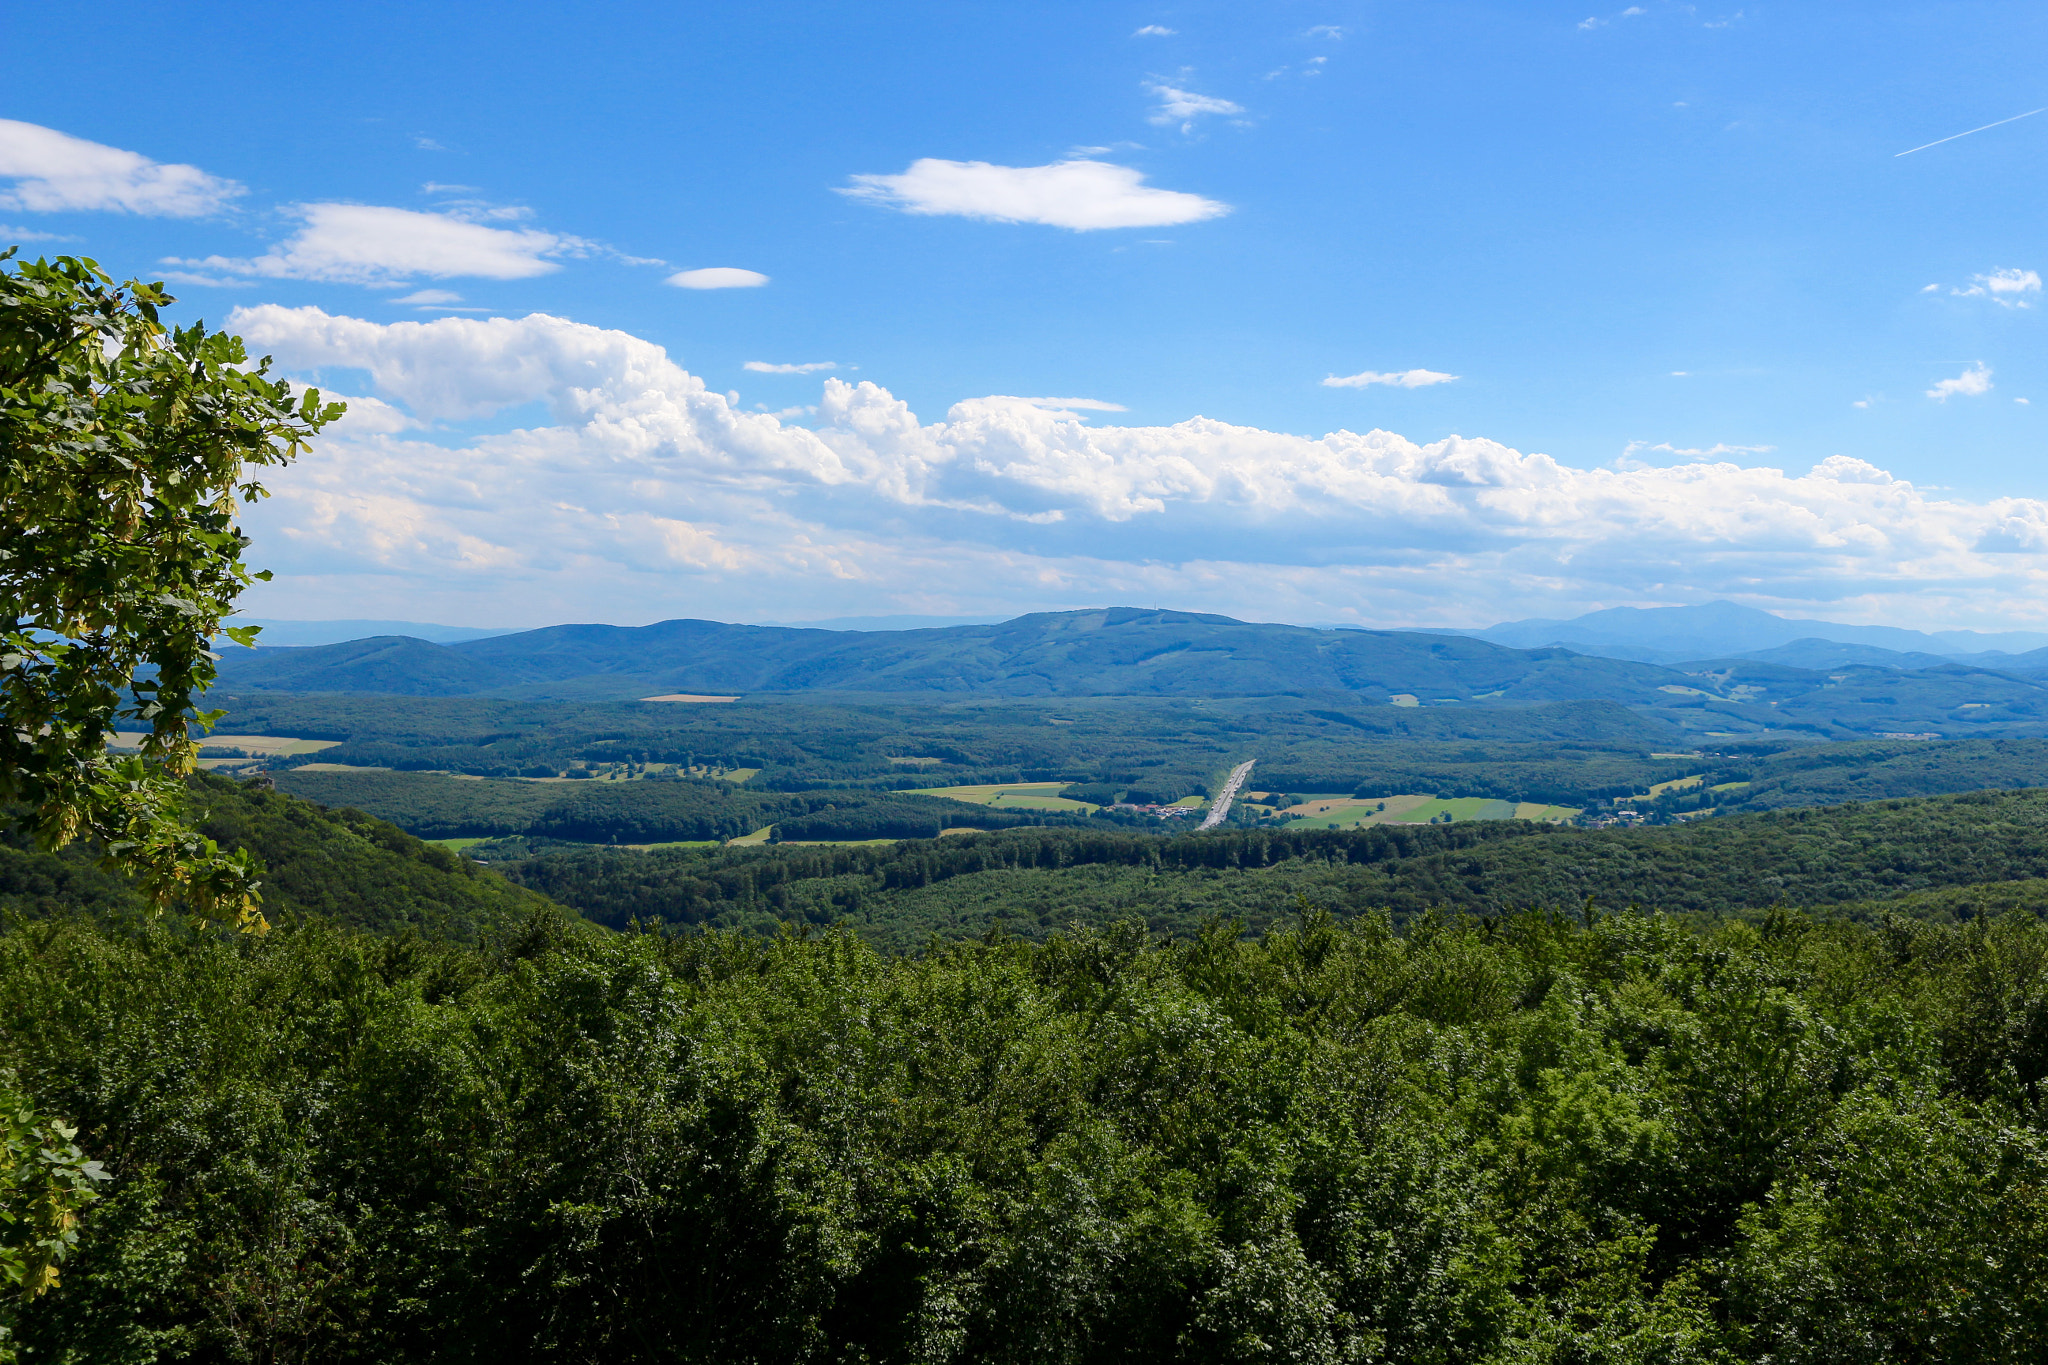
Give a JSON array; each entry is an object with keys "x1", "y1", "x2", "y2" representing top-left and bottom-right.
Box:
[
  {"x1": 212, "y1": 609, "x2": 1676, "y2": 704},
  {"x1": 226, "y1": 618, "x2": 519, "y2": 647},
  {"x1": 1416, "y1": 600, "x2": 2048, "y2": 668},
  {"x1": 205, "y1": 606, "x2": 2048, "y2": 745}
]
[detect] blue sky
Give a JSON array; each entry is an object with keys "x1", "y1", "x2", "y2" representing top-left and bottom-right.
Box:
[{"x1": 5, "y1": 1, "x2": 2047, "y2": 631}]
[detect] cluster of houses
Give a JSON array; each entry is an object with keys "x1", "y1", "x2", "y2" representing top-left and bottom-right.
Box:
[{"x1": 1105, "y1": 802, "x2": 1199, "y2": 820}]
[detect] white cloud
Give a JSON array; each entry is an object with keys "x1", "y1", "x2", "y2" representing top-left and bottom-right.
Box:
[
  {"x1": 0, "y1": 119, "x2": 242, "y2": 217},
  {"x1": 1622, "y1": 5, "x2": 1646, "y2": 13},
  {"x1": 668, "y1": 267, "x2": 770, "y2": 289},
  {"x1": 1928, "y1": 362, "x2": 1993, "y2": 401},
  {"x1": 840, "y1": 159, "x2": 1228, "y2": 230},
  {"x1": 394, "y1": 289, "x2": 464, "y2": 306},
  {"x1": 1920, "y1": 283, "x2": 1940, "y2": 293},
  {"x1": 1323, "y1": 368, "x2": 1460, "y2": 389},
  {"x1": 2018, "y1": 397, "x2": 2032, "y2": 406},
  {"x1": 1620, "y1": 441, "x2": 1777, "y2": 466},
  {"x1": 1953, "y1": 268, "x2": 2041, "y2": 307},
  {"x1": 224, "y1": 305, "x2": 2048, "y2": 631},
  {"x1": 0, "y1": 223, "x2": 79, "y2": 242},
  {"x1": 746, "y1": 360, "x2": 836, "y2": 374},
  {"x1": 1015, "y1": 396, "x2": 1127, "y2": 412},
  {"x1": 1305, "y1": 25, "x2": 1345, "y2": 38},
  {"x1": 167, "y1": 204, "x2": 576, "y2": 285},
  {"x1": 1579, "y1": 17, "x2": 1606, "y2": 29},
  {"x1": 1146, "y1": 83, "x2": 1245, "y2": 131},
  {"x1": 1134, "y1": 24, "x2": 1175, "y2": 36}
]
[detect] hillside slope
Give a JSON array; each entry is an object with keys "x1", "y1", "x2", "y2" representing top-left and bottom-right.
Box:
[{"x1": 1, "y1": 775, "x2": 561, "y2": 941}]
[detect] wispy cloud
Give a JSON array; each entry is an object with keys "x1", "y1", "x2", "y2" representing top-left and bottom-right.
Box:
[
  {"x1": 1322, "y1": 368, "x2": 1459, "y2": 389},
  {"x1": 746, "y1": 360, "x2": 836, "y2": 374},
  {"x1": 0, "y1": 223, "x2": 80, "y2": 243},
  {"x1": 0, "y1": 119, "x2": 242, "y2": 217},
  {"x1": 1011, "y1": 396, "x2": 1128, "y2": 414},
  {"x1": 165, "y1": 204, "x2": 580, "y2": 285},
  {"x1": 1928, "y1": 362, "x2": 1993, "y2": 401},
  {"x1": 1953, "y1": 268, "x2": 2041, "y2": 307},
  {"x1": 840, "y1": 159, "x2": 1228, "y2": 230},
  {"x1": 667, "y1": 267, "x2": 770, "y2": 289},
  {"x1": 1146, "y1": 83, "x2": 1245, "y2": 132},
  {"x1": 1133, "y1": 24, "x2": 1175, "y2": 36},
  {"x1": 1304, "y1": 25, "x2": 1345, "y2": 38}
]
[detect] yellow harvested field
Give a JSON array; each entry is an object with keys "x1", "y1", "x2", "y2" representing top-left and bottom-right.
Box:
[{"x1": 639, "y1": 694, "x2": 740, "y2": 703}]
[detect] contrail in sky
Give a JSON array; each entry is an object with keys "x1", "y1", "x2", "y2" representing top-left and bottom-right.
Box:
[{"x1": 1895, "y1": 107, "x2": 2046, "y2": 157}]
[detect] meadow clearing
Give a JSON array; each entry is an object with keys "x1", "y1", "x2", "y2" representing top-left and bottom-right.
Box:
[{"x1": 909, "y1": 781, "x2": 1100, "y2": 813}]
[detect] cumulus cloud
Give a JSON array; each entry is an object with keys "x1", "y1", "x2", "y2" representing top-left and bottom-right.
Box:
[
  {"x1": 746, "y1": 360, "x2": 835, "y2": 374},
  {"x1": 222, "y1": 305, "x2": 2048, "y2": 630},
  {"x1": 166, "y1": 204, "x2": 576, "y2": 284},
  {"x1": 1323, "y1": 368, "x2": 1459, "y2": 389},
  {"x1": 1146, "y1": 83, "x2": 1245, "y2": 131},
  {"x1": 1928, "y1": 362, "x2": 1993, "y2": 401},
  {"x1": 668, "y1": 267, "x2": 770, "y2": 289},
  {"x1": 1953, "y1": 268, "x2": 2041, "y2": 307},
  {"x1": 840, "y1": 159, "x2": 1227, "y2": 230},
  {"x1": 0, "y1": 119, "x2": 242, "y2": 217}
]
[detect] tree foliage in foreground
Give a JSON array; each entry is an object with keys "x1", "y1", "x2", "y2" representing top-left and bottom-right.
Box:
[
  {"x1": 3, "y1": 904, "x2": 2046, "y2": 1361},
  {"x1": 0, "y1": 252, "x2": 338, "y2": 928}
]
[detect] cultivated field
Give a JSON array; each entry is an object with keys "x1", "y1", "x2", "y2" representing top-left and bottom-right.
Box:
[
  {"x1": 1278, "y1": 794, "x2": 1579, "y2": 828},
  {"x1": 910, "y1": 782, "x2": 1099, "y2": 813}
]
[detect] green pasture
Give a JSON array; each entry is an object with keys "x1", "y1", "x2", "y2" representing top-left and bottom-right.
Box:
[{"x1": 910, "y1": 782, "x2": 1097, "y2": 813}]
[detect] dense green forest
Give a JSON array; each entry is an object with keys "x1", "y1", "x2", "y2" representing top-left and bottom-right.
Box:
[
  {"x1": 475, "y1": 788, "x2": 2048, "y2": 946},
  {"x1": 6, "y1": 775, "x2": 2048, "y2": 1358},
  {"x1": 269, "y1": 768, "x2": 1084, "y2": 843},
  {"x1": 4, "y1": 900, "x2": 2044, "y2": 1360}
]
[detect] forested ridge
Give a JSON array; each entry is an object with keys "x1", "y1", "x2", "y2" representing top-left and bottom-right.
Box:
[{"x1": 479, "y1": 787, "x2": 2048, "y2": 946}]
